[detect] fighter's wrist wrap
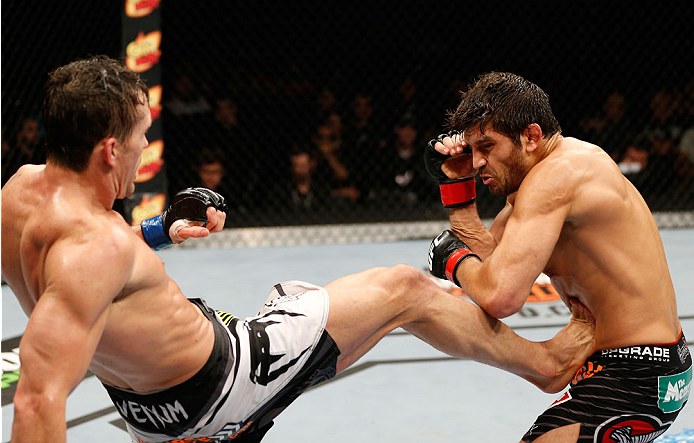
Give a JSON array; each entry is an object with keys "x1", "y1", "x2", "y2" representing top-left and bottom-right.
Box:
[
  {"x1": 141, "y1": 214, "x2": 174, "y2": 251},
  {"x1": 141, "y1": 187, "x2": 228, "y2": 251},
  {"x1": 444, "y1": 248, "x2": 478, "y2": 286},
  {"x1": 424, "y1": 132, "x2": 476, "y2": 208},
  {"x1": 429, "y1": 230, "x2": 480, "y2": 287},
  {"x1": 440, "y1": 177, "x2": 476, "y2": 208}
]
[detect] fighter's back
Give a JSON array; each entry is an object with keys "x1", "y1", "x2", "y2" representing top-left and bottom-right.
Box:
[
  {"x1": 537, "y1": 138, "x2": 680, "y2": 349},
  {"x1": 1, "y1": 164, "x2": 215, "y2": 392},
  {"x1": 2, "y1": 164, "x2": 127, "y2": 310},
  {"x1": 2, "y1": 164, "x2": 57, "y2": 311}
]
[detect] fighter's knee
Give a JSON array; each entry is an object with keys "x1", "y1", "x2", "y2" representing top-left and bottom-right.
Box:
[
  {"x1": 382, "y1": 264, "x2": 436, "y2": 300},
  {"x1": 390, "y1": 263, "x2": 430, "y2": 284}
]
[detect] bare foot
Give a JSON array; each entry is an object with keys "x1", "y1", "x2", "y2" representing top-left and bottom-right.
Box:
[{"x1": 531, "y1": 299, "x2": 596, "y2": 393}]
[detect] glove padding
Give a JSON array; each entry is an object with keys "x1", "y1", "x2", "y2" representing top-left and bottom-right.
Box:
[
  {"x1": 141, "y1": 187, "x2": 228, "y2": 250},
  {"x1": 428, "y1": 230, "x2": 480, "y2": 287},
  {"x1": 424, "y1": 131, "x2": 476, "y2": 208}
]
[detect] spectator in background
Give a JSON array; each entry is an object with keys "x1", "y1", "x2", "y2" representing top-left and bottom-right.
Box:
[
  {"x1": 324, "y1": 111, "x2": 344, "y2": 142},
  {"x1": 342, "y1": 92, "x2": 387, "y2": 202},
  {"x1": 166, "y1": 70, "x2": 213, "y2": 119},
  {"x1": 369, "y1": 117, "x2": 438, "y2": 208},
  {"x1": 632, "y1": 132, "x2": 694, "y2": 211},
  {"x1": 617, "y1": 134, "x2": 652, "y2": 194},
  {"x1": 191, "y1": 146, "x2": 256, "y2": 220},
  {"x1": 578, "y1": 91, "x2": 633, "y2": 160},
  {"x1": 633, "y1": 87, "x2": 694, "y2": 209},
  {"x1": 209, "y1": 96, "x2": 255, "y2": 174},
  {"x1": 312, "y1": 122, "x2": 360, "y2": 204},
  {"x1": 678, "y1": 78, "x2": 694, "y2": 165},
  {"x1": 424, "y1": 76, "x2": 468, "y2": 141},
  {"x1": 313, "y1": 87, "x2": 340, "y2": 127},
  {"x1": 164, "y1": 69, "x2": 215, "y2": 198},
  {"x1": 283, "y1": 145, "x2": 331, "y2": 213},
  {"x1": 1, "y1": 116, "x2": 45, "y2": 186},
  {"x1": 205, "y1": 95, "x2": 263, "y2": 216},
  {"x1": 213, "y1": 97, "x2": 240, "y2": 134},
  {"x1": 639, "y1": 88, "x2": 684, "y2": 146},
  {"x1": 390, "y1": 77, "x2": 421, "y2": 128},
  {"x1": 193, "y1": 148, "x2": 226, "y2": 192},
  {"x1": 680, "y1": 126, "x2": 694, "y2": 164}
]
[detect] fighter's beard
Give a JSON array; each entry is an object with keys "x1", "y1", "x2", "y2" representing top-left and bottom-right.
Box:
[{"x1": 488, "y1": 148, "x2": 527, "y2": 197}]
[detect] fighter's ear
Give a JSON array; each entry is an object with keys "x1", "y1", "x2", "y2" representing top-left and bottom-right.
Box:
[
  {"x1": 523, "y1": 123, "x2": 543, "y2": 153},
  {"x1": 101, "y1": 137, "x2": 118, "y2": 167}
]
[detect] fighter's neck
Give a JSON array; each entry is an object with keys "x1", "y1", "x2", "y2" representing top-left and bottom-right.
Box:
[
  {"x1": 44, "y1": 161, "x2": 117, "y2": 210},
  {"x1": 533, "y1": 132, "x2": 563, "y2": 163}
]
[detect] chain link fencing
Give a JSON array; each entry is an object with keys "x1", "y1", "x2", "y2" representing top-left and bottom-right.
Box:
[{"x1": 3, "y1": 2, "x2": 693, "y2": 245}]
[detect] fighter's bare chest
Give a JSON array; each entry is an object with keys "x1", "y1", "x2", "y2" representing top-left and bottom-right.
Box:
[
  {"x1": 543, "y1": 248, "x2": 581, "y2": 306},
  {"x1": 542, "y1": 227, "x2": 577, "y2": 280}
]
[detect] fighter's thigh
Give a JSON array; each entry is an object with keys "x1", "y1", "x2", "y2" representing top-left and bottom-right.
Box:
[
  {"x1": 323, "y1": 264, "x2": 435, "y2": 353},
  {"x1": 523, "y1": 423, "x2": 580, "y2": 443}
]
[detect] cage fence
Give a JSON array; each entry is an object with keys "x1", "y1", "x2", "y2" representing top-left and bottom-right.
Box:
[{"x1": 2, "y1": 2, "x2": 693, "y2": 247}]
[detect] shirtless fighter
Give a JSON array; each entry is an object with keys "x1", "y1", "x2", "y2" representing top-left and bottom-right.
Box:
[
  {"x1": 2, "y1": 57, "x2": 593, "y2": 443},
  {"x1": 426, "y1": 71, "x2": 691, "y2": 442}
]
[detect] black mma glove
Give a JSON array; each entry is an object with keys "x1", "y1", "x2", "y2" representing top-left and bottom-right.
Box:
[
  {"x1": 424, "y1": 131, "x2": 476, "y2": 208},
  {"x1": 141, "y1": 187, "x2": 228, "y2": 250},
  {"x1": 428, "y1": 230, "x2": 480, "y2": 287}
]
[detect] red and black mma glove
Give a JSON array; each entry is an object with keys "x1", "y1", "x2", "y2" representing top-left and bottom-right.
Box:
[
  {"x1": 141, "y1": 187, "x2": 228, "y2": 250},
  {"x1": 424, "y1": 131, "x2": 476, "y2": 208},
  {"x1": 428, "y1": 230, "x2": 480, "y2": 287}
]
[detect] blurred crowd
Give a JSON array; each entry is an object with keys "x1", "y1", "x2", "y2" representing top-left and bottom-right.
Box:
[
  {"x1": 575, "y1": 82, "x2": 694, "y2": 211},
  {"x1": 3, "y1": 72, "x2": 694, "y2": 225}
]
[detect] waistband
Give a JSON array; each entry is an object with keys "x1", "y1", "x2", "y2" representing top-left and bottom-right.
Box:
[
  {"x1": 102, "y1": 298, "x2": 231, "y2": 436},
  {"x1": 593, "y1": 331, "x2": 691, "y2": 366}
]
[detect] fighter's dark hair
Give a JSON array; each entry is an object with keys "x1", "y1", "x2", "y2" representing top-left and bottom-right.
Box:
[
  {"x1": 42, "y1": 55, "x2": 149, "y2": 171},
  {"x1": 447, "y1": 71, "x2": 561, "y2": 144}
]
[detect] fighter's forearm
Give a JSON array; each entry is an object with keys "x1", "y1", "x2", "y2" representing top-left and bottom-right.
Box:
[
  {"x1": 12, "y1": 397, "x2": 67, "y2": 443},
  {"x1": 449, "y1": 203, "x2": 496, "y2": 260}
]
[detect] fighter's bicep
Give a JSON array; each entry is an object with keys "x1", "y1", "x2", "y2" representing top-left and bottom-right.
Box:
[
  {"x1": 19, "y1": 286, "x2": 110, "y2": 397},
  {"x1": 489, "y1": 200, "x2": 514, "y2": 243},
  {"x1": 500, "y1": 203, "x2": 567, "y2": 265},
  {"x1": 489, "y1": 186, "x2": 571, "y2": 289},
  {"x1": 25, "y1": 232, "x2": 135, "y2": 392}
]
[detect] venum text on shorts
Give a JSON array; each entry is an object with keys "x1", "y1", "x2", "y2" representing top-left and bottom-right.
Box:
[{"x1": 114, "y1": 398, "x2": 189, "y2": 430}]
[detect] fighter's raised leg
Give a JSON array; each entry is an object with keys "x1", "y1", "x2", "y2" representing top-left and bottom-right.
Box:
[{"x1": 323, "y1": 264, "x2": 595, "y2": 392}]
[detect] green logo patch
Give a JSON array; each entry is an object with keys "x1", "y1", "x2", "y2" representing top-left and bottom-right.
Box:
[
  {"x1": 658, "y1": 366, "x2": 692, "y2": 413},
  {"x1": 1, "y1": 370, "x2": 20, "y2": 389}
]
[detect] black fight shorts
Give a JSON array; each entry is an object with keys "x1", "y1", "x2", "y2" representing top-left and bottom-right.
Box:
[
  {"x1": 104, "y1": 281, "x2": 341, "y2": 443},
  {"x1": 522, "y1": 332, "x2": 692, "y2": 443}
]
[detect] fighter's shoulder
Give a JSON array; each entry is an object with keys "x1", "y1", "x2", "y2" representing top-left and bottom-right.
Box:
[
  {"x1": 536, "y1": 138, "x2": 615, "y2": 184},
  {"x1": 560, "y1": 137, "x2": 615, "y2": 165},
  {"x1": 5, "y1": 163, "x2": 45, "y2": 182},
  {"x1": 542, "y1": 139, "x2": 627, "y2": 222},
  {"x1": 516, "y1": 139, "x2": 605, "y2": 214},
  {"x1": 1, "y1": 164, "x2": 44, "y2": 200},
  {"x1": 39, "y1": 193, "x2": 136, "y2": 255},
  {"x1": 63, "y1": 210, "x2": 135, "y2": 250},
  {"x1": 48, "y1": 212, "x2": 138, "y2": 278}
]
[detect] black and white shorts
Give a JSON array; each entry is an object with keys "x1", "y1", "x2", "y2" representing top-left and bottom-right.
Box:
[
  {"x1": 105, "y1": 280, "x2": 341, "y2": 443},
  {"x1": 522, "y1": 332, "x2": 692, "y2": 443}
]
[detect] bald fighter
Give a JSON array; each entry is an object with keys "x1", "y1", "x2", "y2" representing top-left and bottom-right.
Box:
[
  {"x1": 426, "y1": 71, "x2": 691, "y2": 442},
  {"x1": 2, "y1": 57, "x2": 594, "y2": 443}
]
